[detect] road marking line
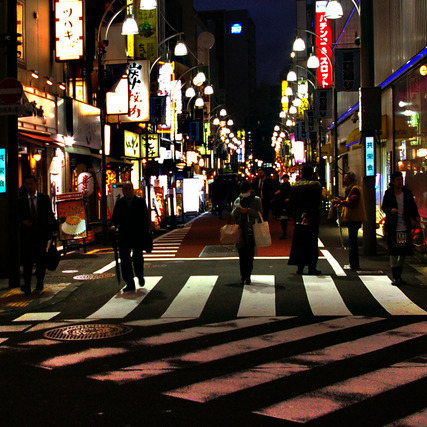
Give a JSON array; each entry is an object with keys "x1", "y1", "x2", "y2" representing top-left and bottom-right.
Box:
[
  {"x1": 360, "y1": 275, "x2": 427, "y2": 315},
  {"x1": 321, "y1": 249, "x2": 346, "y2": 276},
  {"x1": 303, "y1": 276, "x2": 352, "y2": 316},
  {"x1": 161, "y1": 276, "x2": 218, "y2": 318},
  {"x1": 237, "y1": 275, "x2": 276, "y2": 317},
  {"x1": 87, "y1": 277, "x2": 162, "y2": 319},
  {"x1": 164, "y1": 322, "x2": 426, "y2": 403},
  {"x1": 13, "y1": 312, "x2": 60, "y2": 322},
  {"x1": 88, "y1": 317, "x2": 379, "y2": 384},
  {"x1": 255, "y1": 359, "x2": 427, "y2": 422}
]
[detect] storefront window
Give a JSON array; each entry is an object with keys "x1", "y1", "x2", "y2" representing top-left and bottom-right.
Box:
[{"x1": 394, "y1": 60, "x2": 427, "y2": 219}]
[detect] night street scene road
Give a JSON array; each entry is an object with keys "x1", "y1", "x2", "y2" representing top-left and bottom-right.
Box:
[{"x1": 0, "y1": 0, "x2": 426, "y2": 425}]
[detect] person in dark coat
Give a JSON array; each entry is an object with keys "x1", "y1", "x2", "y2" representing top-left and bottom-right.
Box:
[
  {"x1": 231, "y1": 181, "x2": 263, "y2": 284},
  {"x1": 274, "y1": 174, "x2": 291, "y2": 239},
  {"x1": 381, "y1": 171, "x2": 420, "y2": 286},
  {"x1": 288, "y1": 165, "x2": 322, "y2": 275},
  {"x1": 17, "y1": 176, "x2": 57, "y2": 294},
  {"x1": 252, "y1": 168, "x2": 274, "y2": 221},
  {"x1": 112, "y1": 182, "x2": 151, "y2": 292}
]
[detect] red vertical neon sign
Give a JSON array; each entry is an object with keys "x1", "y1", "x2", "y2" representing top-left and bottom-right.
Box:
[{"x1": 316, "y1": 1, "x2": 333, "y2": 88}]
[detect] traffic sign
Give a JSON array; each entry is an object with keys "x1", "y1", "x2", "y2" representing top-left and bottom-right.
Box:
[{"x1": 0, "y1": 78, "x2": 23, "y2": 105}]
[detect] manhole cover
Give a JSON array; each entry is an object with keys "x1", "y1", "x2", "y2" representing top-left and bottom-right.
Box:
[
  {"x1": 199, "y1": 245, "x2": 238, "y2": 257},
  {"x1": 73, "y1": 273, "x2": 116, "y2": 280},
  {"x1": 44, "y1": 324, "x2": 132, "y2": 341}
]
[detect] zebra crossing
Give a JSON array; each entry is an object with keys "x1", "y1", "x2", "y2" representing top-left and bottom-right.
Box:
[
  {"x1": 2, "y1": 316, "x2": 425, "y2": 424},
  {"x1": 144, "y1": 227, "x2": 190, "y2": 259},
  {"x1": 7, "y1": 273, "x2": 427, "y2": 323}
]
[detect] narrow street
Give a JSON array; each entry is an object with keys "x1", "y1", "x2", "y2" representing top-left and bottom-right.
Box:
[{"x1": 0, "y1": 213, "x2": 426, "y2": 425}]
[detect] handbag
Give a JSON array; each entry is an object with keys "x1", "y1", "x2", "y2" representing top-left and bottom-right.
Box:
[
  {"x1": 220, "y1": 223, "x2": 241, "y2": 245},
  {"x1": 45, "y1": 237, "x2": 61, "y2": 271},
  {"x1": 253, "y1": 212, "x2": 272, "y2": 248}
]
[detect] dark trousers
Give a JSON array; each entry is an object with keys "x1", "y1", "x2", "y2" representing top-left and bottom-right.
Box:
[
  {"x1": 238, "y1": 244, "x2": 255, "y2": 281},
  {"x1": 280, "y1": 219, "x2": 288, "y2": 237},
  {"x1": 21, "y1": 238, "x2": 48, "y2": 289},
  {"x1": 346, "y1": 221, "x2": 362, "y2": 269},
  {"x1": 119, "y1": 244, "x2": 144, "y2": 286}
]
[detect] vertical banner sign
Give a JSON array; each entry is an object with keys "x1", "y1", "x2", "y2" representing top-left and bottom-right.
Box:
[
  {"x1": 0, "y1": 148, "x2": 6, "y2": 193},
  {"x1": 133, "y1": 7, "x2": 158, "y2": 62},
  {"x1": 335, "y1": 49, "x2": 360, "y2": 92},
  {"x1": 314, "y1": 88, "x2": 332, "y2": 118},
  {"x1": 141, "y1": 134, "x2": 160, "y2": 158},
  {"x1": 55, "y1": 0, "x2": 84, "y2": 61},
  {"x1": 315, "y1": 1, "x2": 332, "y2": 89},
  {"x1": 365, "y1": 136, "x2": 375, "y2": 176},
  {"x1": 127, "y1": 60, "x2": 150, "y2": 122}
]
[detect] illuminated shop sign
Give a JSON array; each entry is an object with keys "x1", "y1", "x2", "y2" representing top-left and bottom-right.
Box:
[
  {"x1": 365, "y1": 136, "x2": 375, "y2": 176},
  {"x1": 315, "y1": 1, "x2": 332, "y2": 88},
  {"x1": 55, "y1": 0, "x2": 84, "y2": 61},
  {"x1": 0, "y1": 148, "x2": 5, "y2": 193},
  {"x1": 124, "y1": 130, "x2": 140, "y2": 158},
  {"x1": 141, "y1": 133, "x2": 160, "y2": 158},
  {"x1": 127, "y1": 60, "x2": 150, "y2": 122},
  {"x1": 231, "y1": 23, "x2": 242, "y2": 34}
]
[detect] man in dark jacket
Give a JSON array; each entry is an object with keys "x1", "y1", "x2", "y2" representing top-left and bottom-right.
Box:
[
  {"x1": 288, "y1": 165, "x2": 322, "y2": 275},
  {"x1": 112, "y1": 182, "x2": 151, "y2": 291},
  {"x1": 17, "y1": 176, "x2": 57, "y2": 294}
]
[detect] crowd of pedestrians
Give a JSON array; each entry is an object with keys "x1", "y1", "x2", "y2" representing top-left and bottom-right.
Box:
[{"x1": 14, "y1": 165, "x2": 423, "y2": 294}]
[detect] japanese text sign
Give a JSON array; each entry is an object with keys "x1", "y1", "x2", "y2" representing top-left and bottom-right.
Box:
[
  {"x1": 0, "y1": 148, "x2": 5, "y2": 193},
  {"x1": 124, "y1": 130, "x2": 141, "y2": 158},
  {"x1": 55, "y1": 0, "x2": 84, "y2": 61},
  {"x1": 365, "y1": 136, "x2": 375, "y2": 176},
  {"x1": 141, "y1": 134, "x2": 160, "y2": 158},
  {"x1": 316, "y1": 1, "x2": 332, "y2": 89},
  {"x1": 126, "y1": 60, "x2": 150, "y2": 122}
]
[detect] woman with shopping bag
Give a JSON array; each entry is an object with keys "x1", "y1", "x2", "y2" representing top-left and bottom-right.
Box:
[{"x1": 231, "y1": 181, "x2": 263, "y2": 285}]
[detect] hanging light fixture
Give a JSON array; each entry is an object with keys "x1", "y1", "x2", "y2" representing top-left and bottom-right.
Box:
[
  {"x1": 284, "y1": 86, "x2": 293, "y2": 96},
  {"x1": 281, "y1": 95, "x2": 289, "y2": 103},
  {"x1": 121, "y1": 14, "x2": 139, "y2": 35},
  {"x1": 45, "y1": 76, "x2": 53, "y2": 86},
  {"x1": 279, "y1": 111, "x2": 286, "y2": 118},
  {"x1": 219, "y1": 108, "x2": 227, "y2": 116},
  {"x1": 58, "y1": 82, "x2": 66, "y2": 91},
  {"x1": 174, "y1": 41, "x2": 188, "y2": 56},
  {"x1": 293, "y1": 98, "x2": 302, "y2": 107},
  {"x1": 286, "y1": 70, "x2": 297, "y2": 82},
  {"x1": 292, "y1": 36, "x2": 305, "y2": 52},
  {"x1": 139, "y1": 0, "x2": 157, "y2": 9},
  {"x1": 286, "y1": 119, "x2": 293, "y2": 126},
  {"x1": 325, "y1": 0, "x2": 343, "y2": 19},
  {"x1": 307, "y1": 54, "x2": 320, "y2": 69},
  {"x1": 193, "y1": 71, "x2": 206, "y2": 86},
  {"x1": 289, "y1": 106, "x2": 297, "y2": 115},
  {"x1": 31, "y1": 70, "x2": 39, "y2": 79},
  {"x1": 185, "y1": 87, "x2": 196, "y2": 98},
  {"x1": 212, "y1": 117, "x2": 220, "y2": 126},
  {"x1": 227, "y1": 119, "x2": 234, "y2": 126},
  {"x1": 204, "y1": 85, "x2": 214, "y2": 95},
  {"x1": 195, "y1": 96, "x2": 204, "y2": 107}
]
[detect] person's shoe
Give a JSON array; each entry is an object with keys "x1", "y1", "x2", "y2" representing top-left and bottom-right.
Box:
[
  {"x1": 280, "y1": 234, "x2": 287, "y2": 240},
  {"x1": 35, "y1": 283, "x2": 44, "y2": 291},
  {"x1": 391, "y1": 279, "x2": 401, "y2": 286},
  {"x1": 245, "y1": 277, "x2": 251, "y2": 284},
  {"x1": 308, "y1": 268, "x2": 322, "y2": 275},
  {"x1": 122, "y1": 286, "x2": 136, "y2": 292},
  {"x1": 21, "y1": 286, "x2": 32, "y2": 295},
  {"x1": 297, "y1": 268, "x2": 304, "y2": 274},
  {"x1": 240, "y1": 278, "x2": 245, "y2": 285},
  {"x1": 137, "y1": 277, "x2": 145, "y2": 287}
]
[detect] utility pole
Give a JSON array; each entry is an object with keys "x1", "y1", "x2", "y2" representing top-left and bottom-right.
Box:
[
  {"x1": 360, "y1": 0, "x2": 379, "y2": 256},
  {"x1": 0, "y1": 0, "x2": 20, "y2": 287}
]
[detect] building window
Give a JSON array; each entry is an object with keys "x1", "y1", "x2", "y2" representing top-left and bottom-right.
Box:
[{"x1": 394, "y1": 59, "x2": 427, "y2": 218}]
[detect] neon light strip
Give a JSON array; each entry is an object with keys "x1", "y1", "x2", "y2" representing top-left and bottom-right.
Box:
[{"x1": 333, "y1": 0, "x2": 360, "y2": 50}]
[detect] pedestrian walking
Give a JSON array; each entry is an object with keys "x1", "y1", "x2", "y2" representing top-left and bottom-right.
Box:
[
  {"x1": 112, "y1": 182, "x2": 151, "y2": 292},
  {"x1": 231, "y1": 181, "x2": 263, "y2": 284},
  {"x1": 17, "y1": 176, "x2": 57, "y2": 295},
  {"x1": 381, "y1": 171, "x2": 421, "y2": 286},
  {"x1": 273, "y1": 174, "x2": 291, "y2": 239},
  {"x1": 252, "y1": 168, "x2": 274, "y2": 221},
  {"x1": 288, "y1": 165, "x2": 322, "y2": 275},
  {"x1": 333, "y1": 171, "x2": 367, "y2": 270}
]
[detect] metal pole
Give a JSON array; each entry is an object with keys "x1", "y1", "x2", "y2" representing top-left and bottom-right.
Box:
[
  {"x1": 360, "y1": 0, "x2": 377, "y2": 255},
  {"x1": 333, "y1": 87, "x2": 339, "y2": 197},
  {"x1": 6, "y1": 0, "x2": 20, "y2": 287}
]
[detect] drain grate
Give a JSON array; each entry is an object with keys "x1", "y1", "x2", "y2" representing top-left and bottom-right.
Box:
[
  {"x1": 73, "y1": 273, "x2": 116, "y2": 280},
  {"x1": 44, "y1": 324, "x2": 132, "y2": 341},
  {"x1": 199, "y1": 245, "x2": 238, "y2": 257}
]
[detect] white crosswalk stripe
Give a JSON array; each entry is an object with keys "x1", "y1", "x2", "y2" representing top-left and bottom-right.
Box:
[{"x1": 237, "y1": 275, "x2": 276, "y2": 317}]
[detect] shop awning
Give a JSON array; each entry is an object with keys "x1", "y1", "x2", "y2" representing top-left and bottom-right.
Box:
[
  {"x1": 345, "y1": 128, "x2": 362, "y2": 147},
  {"x1": 18, "y1": 131, "x2": 63, "y2": 148},
  {"x1": 64, "y1": 145, "x2": 92, "y2": 156}
]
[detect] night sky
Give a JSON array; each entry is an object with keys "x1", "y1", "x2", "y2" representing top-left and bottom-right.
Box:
[{"x1": 193, "y1": 0, "x2": 297, "y2": 86}]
